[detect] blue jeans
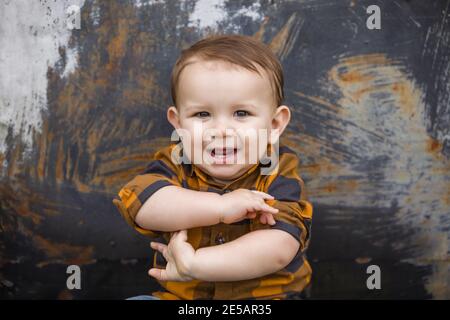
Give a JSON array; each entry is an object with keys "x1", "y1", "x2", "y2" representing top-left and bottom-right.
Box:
[{"x1": 126, "y1": 295, "x2": 160, "y2": 300}]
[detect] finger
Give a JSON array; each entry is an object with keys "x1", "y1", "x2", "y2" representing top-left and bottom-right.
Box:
[
  {"x1": 148, "y1": 268, "x2": 168, "y2": 281},
  {"x1": 252, "y1": 203, "x2": 261, "y2": 213},
  {"x1": 254, "y1": 203, "x2": 267, "y2": 215},
  {"x1": 150, "y1": 241, "x2": 167, "y2": 252},
  {"x1": 247, "y1": 211, "x2": 257, "y2": 219},
  {"x1": 260, "y1": 210, "x2": 278, "y2": 225},
  {"x1": 262, "y1": 203, "x2": 279, "y2": 214},
  {"x1": 261, "y1": 213, "x2": 275, "y2": 225},
  {"x1": 251, "y1": 190, "x2": 274, "y2": 199},
  {"x1": 177, "y1": 229, "x2": 188, "y2": 241},
  {"x1": 250, "y1": 190, "x2": 274, "y2": 200},
  {"x1": 170, "y1": 230, "x2": 187, "y2": 249},
  {"x1": 151, "y1": 242, "x2": 170, "y2": 260},
  {"x1": 260, "y1": 213, "x2": 267, "y2": 224},
  {"x1": 254, "y1": 203, "x2": 277, "y2": 215},
  {"x1": 245, "y1": 212, "x2": 256, "y2": 220},
  {"x1": 267, "y1": 214, "x2": 277, "y2": 225}
]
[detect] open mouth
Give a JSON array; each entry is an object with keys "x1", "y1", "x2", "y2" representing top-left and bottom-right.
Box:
[{"x1": 210, "y1": 147, "x2": 238, "y2": 163}]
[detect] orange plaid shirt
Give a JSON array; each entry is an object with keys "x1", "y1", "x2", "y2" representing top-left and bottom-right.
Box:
[{"x1": 112, "y1": 143, "x2": 313, "y2": 300}]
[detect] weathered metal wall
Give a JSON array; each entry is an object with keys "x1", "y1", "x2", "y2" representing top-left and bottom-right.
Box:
[{"x1": 1, "y1": 0, "x2": 449, "y2": 299}]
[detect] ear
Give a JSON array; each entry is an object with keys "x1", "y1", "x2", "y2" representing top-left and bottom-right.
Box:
[
  {"x1": 270, "y1": 105, "x2": 291, "y2": 144},
  {"x1": 167, "y1": 105, "x2": 181, "y2": 130}
]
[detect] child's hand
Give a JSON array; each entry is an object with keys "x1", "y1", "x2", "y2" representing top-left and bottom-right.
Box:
[
  {"x1": 218, "y1": 189, "x2": 279, "y2": 225},
  {"x1": 148, "y1": 230, "x2": 196, "y2": 282}
]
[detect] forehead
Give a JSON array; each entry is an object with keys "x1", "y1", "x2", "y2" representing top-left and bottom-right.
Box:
[{"x1": 177, "y1": 59, "x2": 274, "y2": 105}]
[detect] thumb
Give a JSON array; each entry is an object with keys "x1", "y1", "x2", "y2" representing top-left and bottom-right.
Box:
[{"x1": 178, "y1": 229, "x2": 188, "y2": 241}]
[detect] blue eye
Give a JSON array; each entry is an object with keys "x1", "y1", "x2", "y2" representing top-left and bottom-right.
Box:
[
  {"x1": 195, "y1": 111, "x2": 210, "y2": 118},
  {"x1": 235, "y1": 110, "x2": 249, "y2": 117}
]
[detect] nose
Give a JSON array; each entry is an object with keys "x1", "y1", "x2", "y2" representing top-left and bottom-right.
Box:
[
  {"x1": 216, "y1": 121, "x2": 230, "y2": 136},
  {"x1": 204, "y1": 116, "x2": 236, "y2": 145},
  {"x1": 212, "y1": 116, "x2": 235, "y2": 138}
]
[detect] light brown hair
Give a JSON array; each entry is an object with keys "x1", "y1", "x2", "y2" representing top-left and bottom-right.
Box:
[{"x1": 170, "y1": 34, "x2": 284, "y2": 109}]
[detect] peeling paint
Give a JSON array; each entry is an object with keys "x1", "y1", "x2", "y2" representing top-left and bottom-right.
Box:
[
  {"x1": 188, "y1": 0, "x2": 264, "y2": 32},
  {"x1": 0, "y1": 0, "x2": 85, "y2": 156},
  {"x1": 269, "y1": 12, "x2": 304, "y2": 61}
]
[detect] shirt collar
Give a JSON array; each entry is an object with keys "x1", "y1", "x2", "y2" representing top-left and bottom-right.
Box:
[
  {"x1": 193, "y1": 162, "x2": 261, "y2": 188},
  {"x1": 182, "y1": 162, "x2": 194, "y2": 177}
]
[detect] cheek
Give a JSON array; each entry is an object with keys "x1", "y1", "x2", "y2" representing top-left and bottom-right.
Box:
[
  {"x1": 237, "y1": 122, "x2": 271, "y2": 144},
  {"x1": 237, "y1": 135, "x2": 269, "y2": 157},
  {"x1": 179, "y1": 123, "x2": 202, "y2": 144}
]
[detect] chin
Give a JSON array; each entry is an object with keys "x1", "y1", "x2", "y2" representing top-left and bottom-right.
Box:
[{"x1": 205, "y1": 164, "x2": 246, "y2": 180}]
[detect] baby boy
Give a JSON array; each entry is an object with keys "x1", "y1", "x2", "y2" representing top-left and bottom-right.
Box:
[{"x1": 113, "y1": 34, "x2": 313, "y2": 300}]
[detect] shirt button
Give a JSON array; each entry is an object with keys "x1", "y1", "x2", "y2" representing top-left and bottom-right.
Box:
[{"x1": 215, "y1": 232, "x2": 225, "y2": 245}]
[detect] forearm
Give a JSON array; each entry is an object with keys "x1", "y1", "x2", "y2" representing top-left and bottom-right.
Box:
[
  {"x1": 189, "y1": 229, "x2": 299, "y2": 282},
  {"x1": 135, "y1": 186, "x2": 222, "y2": 232}
]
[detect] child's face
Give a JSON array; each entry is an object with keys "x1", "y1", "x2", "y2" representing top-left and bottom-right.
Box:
[{"x1": 168, "y1": 59, "x2": 286, "y2": 183}]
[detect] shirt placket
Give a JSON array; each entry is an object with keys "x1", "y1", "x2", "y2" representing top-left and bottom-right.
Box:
[
  {"x1": 192, "y1": 165, "x2": 260, "y2": 300},
  {"x1": 211, "y1": 220, "x2": 233, "y2": 299}
]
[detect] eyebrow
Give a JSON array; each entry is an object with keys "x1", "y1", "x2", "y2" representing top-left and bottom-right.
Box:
[
  {"x1": 184, "y1": 105, "x2": 207, "y2": 112},
  {"x1": 184, "y1": 103, "x2": 257, "y2": 112},
  {"x1": 234, "y1": 104, "x2": 257, "y2": 109}
]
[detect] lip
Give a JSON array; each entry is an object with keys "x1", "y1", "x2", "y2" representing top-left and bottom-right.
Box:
[
  {"x1": 211, "y1": 147, "x2": 236, "y2": 154},
  {"x1": 208, "y1": 147, "x2": 239, "y2": 164},
  {"x1": 206, "y1": 146, "x2": 239, "y2": 153}
]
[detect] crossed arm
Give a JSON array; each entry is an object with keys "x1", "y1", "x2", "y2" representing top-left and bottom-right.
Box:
[
  {"x1": 188, "y1": 229, "x2": 300, "y2": 281},
  {"x1": 135, "y1": 185, "x2": 300, "y2": 282},
  {"x1": 149, "y1": 228, "x2": 300, "y2": 282}
]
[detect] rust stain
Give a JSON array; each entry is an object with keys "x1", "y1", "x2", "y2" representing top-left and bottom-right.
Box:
[
  {"x1": 36, "y1": 120, "x2": 48, "y2": 182},
  {"x1": 105, "y1": 19, "x2": 129, "y2": 74},
  {"x1": 0, "y1": 152, "x2": 4, "y2": 176},
  {"x1": 4, "y1": 1, "x2": 165, "y2": 197},
  {"x1": 391, "y1": 82, "x2": 421, "y2": 116},
  {"x1": 339, "y1": 68, "x2": 375, "y2": 84},
  {"x1": 355, "y1": 257, "x2": 372, "y2": 264},
  {"x1": 252, "y1": 16, "x2": 270, "y2": 42},
  {"x1": 19, "y1": 225, "x2": 96, "y2": 268},
  {"x1": 269, "y1": 12, "x2": 303, "y2": 61},
  {"x1": 57, "y1": 289, "x2": 74, "y2": 300},
  {"x1": 334, "y1": 53, "x2": 391, "y2": 67},
  {"x1": 426, "y1": 137, "x2": 443, "y2": 153},
  {"x1": 55, "y1": 136, "x2": 65, "y2": 184},
  {"x1": 328, "y1": 52, "x2": 450, "y2": 299},
  {"x1": 0, "y1": 184, "x2": 43, "y2": 226},
  {"x1": 316, "y1": 180, "x2": 359, "y2": 196},
  {"x1": 293, "y1": 90, "x2": 341, "y2": 112}
]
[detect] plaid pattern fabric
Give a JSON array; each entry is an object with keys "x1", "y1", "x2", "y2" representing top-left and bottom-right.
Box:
[{"x1": 112, "y1": 143, "x2": 313, "y2": 300}]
